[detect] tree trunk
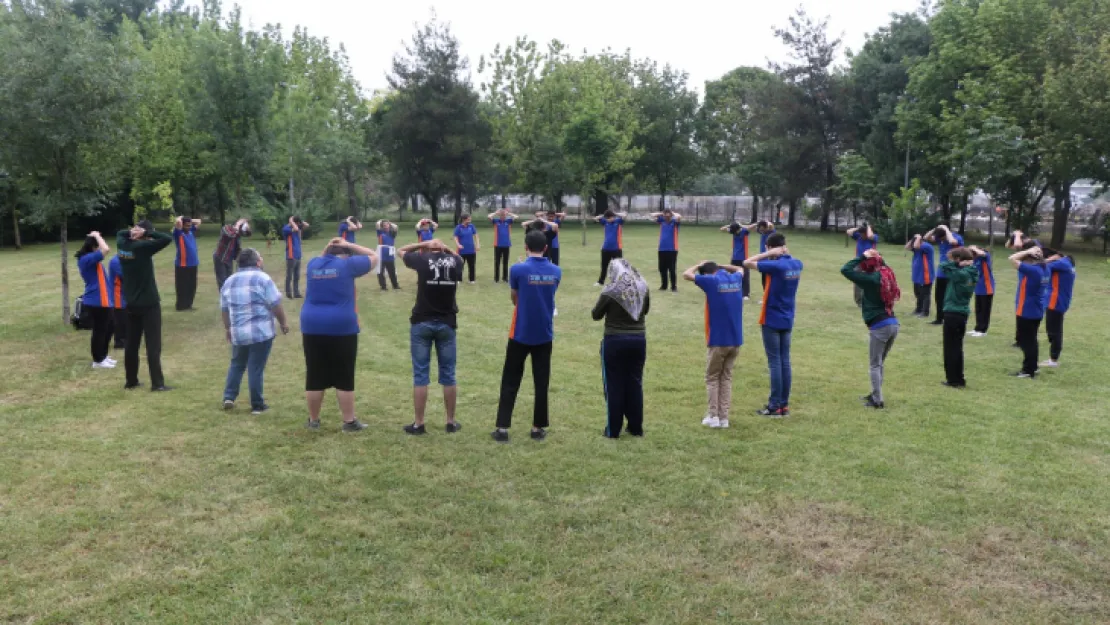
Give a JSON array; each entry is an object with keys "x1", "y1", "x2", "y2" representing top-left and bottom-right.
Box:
[
  {"x1": 1004, "y1": 206, "x2": 1012, "y2": 238},
  {"x1": 1050, "y1": 182, "x2": 1072, "y2": 249},
  {"x1": 659, "y1": 188, "x2": 666, "y2": 211},
  {"x1": 423, "y1": 194, "x2": 439, "y2": 223},
  {"x1": 501, "y1": 193, "x2": 507, "y2": 209},
  {"x1": 216, "y1": 179, "x2": 227, "y2": 226},
  {"x1": 11, "y1": 204, "x2": 21, "y2": 250},
  {"x1": 593, "y1": 189, "x2": 608, "y2": 216},
  {"x1": 453, "y1": 183, "x2": 463, "y2": 224},
  {"x1": 751, "y1": 193, "x2": 760, "y2": 223},
  {"x1": 61, "y1": 215, "x2": 69, "y2": 326},
  {"x1": 787, "y1": 198, "x2": 797, "y2": 228},
  {"x1": 820, "y1": 163, "x2": 834, "y2": 231},
  {"x1": 345, "y1": 169, "x2": 358, "y2": 218},
  {"x1": 958, "y1": 193, "x2": 969, "y2": 236},
  {"x1": 940, "y1": 194, "x2": 951, "y2": 222}
]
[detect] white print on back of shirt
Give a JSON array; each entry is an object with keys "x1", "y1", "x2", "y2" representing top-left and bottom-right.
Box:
[{"x1": 427, "y1": 256, "x2": 459, "y2": 284}]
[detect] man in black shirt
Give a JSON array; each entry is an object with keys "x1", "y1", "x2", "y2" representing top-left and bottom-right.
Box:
[
  {"x1": 398, "y1": 239, "x2": 464, "y2": 435},
  {"x1": 116, "y1": 220, "x2": 174, "y2": 391}
]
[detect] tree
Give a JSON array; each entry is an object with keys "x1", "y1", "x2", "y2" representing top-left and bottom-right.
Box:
[
  {"x1": 631, "y1": 62, "x2": 699, "y2": 209},
  {"x1": 0, "y1": 1, "x2": 134, "y2": 325},
  {"x1": 833, "y1": 150, "x2": 877, "y2": 223}
]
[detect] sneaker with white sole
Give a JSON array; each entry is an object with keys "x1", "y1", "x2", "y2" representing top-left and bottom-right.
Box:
[
  {"x1": 91, "y1": 360, "x2": 115, "y2": 369},
  {"x1": 714, "y1": 419, "x2": 730, "y2": 429},
  {"x1": 553, "y1": 308, "x2": 558, "y2": 317},
  {"x1": 104, "y1": 357, "x2": 118, "y2": 365},
  {"x1": 702, "y1": 416, "x2": 720, "y2": 428},
  {"x1": 1039, "y1": 360, "x2": 1059, "y2": 368},
  {"x1": 968, "y1": 331, "x2": 985, "y2": 337}
]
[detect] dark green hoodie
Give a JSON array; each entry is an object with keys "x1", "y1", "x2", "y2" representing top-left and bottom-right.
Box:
[
  {"x1": 939, "y1": 261, "x2": 978, "y2": 315},
  {"x1": 116, "y1": 229, "x2": 173, "y2": 307},
  {"x1": 840, "y1": 257, "x2": 894, "y2": 327}
]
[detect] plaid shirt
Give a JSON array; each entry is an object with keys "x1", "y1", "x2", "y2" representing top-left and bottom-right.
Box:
[
  {"x1": 220, "y1": 267, "x2": 282, "y2": 346},
  {"x1": 213, "y1": 225, "x2": 241, "y2": 264}
]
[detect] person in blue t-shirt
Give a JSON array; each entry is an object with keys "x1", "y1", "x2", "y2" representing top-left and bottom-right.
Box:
[
  {"x1": 904, "y1": 234, "x2": 936, "y2": 318},
  {"x1": 108, "y1": 253, "x2": 127, "y2": 350},
  {"x1": 847, "y1": 224, "x2": 879, "y2": 307},
  {"x1": 684, "y1": 258, "x2": 745, "y2": 429},
  {"x1": 720, "y1": 221, "x2": 757, "y2": 300},
  {"x1": 595, "y1": 210, "x2": 627, "y2": 285},
  {"x1": 487, "y1": 209, "x2": 519, "y2": 283},
  {"x1": 493, "y1": 230, "x2": 561, "y2": 443},
  {"x1": 753, "y1": 221, "x2": 777, "y2": 302},
  {"x1": 924, "y1": 224, "x2": 964, "y2": 324},
  {"x1": 1006, "y1": 230, "x2": 1042, "y2": 345},
  {"x1": 744, "y1": 233, "x2": 803, "y2": 418},
  {"x1": 172, "y1": 216, "x2": 202, "y2": 311},
  {"x1": 1042, "y1": 253, "x2": 1076, "y2": 368},
  {"x1": 542, "y1": 210, "x2": 565, "y2": 265},
  {"x1": 338, "y1": 216, "x2": 363, "y2": 244},
  {"x1": 967, "y1": 245, "x2": 996, "y2": 336},
  {"x1": 1008, "y1": 244, "x2": 1047, "y2": 378},
  {"x1": 651, "y1": 208, "x2": 683, "y2": 292},
  {"x1": 77, "y1": 231, "x2": 116, "y2": 368},
  {"x1": 374, "y1": 220, "x2": 401, "y2": 290},
  {"x1": 281, "y1": 215, "x2": 309, "y2": 299},
  {"x1": 416, "y1": 218, "x2": 438, "y2": 242},
  {"x1": 301, "y1": 237, "x2": 378, "y2": 432},
  {"x1": 453, "y1": 214, "x2": 480, "y2": 284}
]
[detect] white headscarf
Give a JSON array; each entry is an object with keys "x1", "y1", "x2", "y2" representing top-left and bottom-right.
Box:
[{"x1": 601, "y1": 258, "x2": 648, "y2": 321}]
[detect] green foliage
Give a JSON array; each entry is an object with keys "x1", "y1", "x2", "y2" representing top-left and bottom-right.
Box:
[
  {"x1": 833, "y1": 150, "x2": 877, "y2": 218},
  {"x1": 876, "y1": 179, "x2": 941, "y2": 244},
  {"x1": 631, "y1": 62, "x2": 700, "y2": 203}
]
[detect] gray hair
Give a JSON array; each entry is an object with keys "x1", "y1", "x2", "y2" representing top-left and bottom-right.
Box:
[{"x1": 237, "y1": 247, "x2": 262, "y2": 268}]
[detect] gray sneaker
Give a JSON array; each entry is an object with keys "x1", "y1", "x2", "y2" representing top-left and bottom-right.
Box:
[
  {"x1": 223, "y1": 399, "x2": 235, "y2": 410},
  {"x1": 342, "y1": 419, "x2": 368, "y2": 432},
  {"x1": 305, "y1": 419, "x2": 321, "y2": 430}
]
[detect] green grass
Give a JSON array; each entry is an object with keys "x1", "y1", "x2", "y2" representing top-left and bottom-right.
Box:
[{"x1": 1, "y1": 225, "x2": 1108, "y2": 624}]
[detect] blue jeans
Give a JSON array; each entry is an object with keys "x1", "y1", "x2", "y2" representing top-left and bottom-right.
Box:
[
  {"x1": 223, "y1": 338, "x2": 274, "y2": 409},
  {"x1": 410, "y1": 321, "x2": 457, "y2": 386},
  {"x1": 761, "y1": 326, "x2": 792, "y2": 409}
]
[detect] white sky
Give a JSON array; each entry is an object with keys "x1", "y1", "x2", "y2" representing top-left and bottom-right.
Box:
[{"x1": 216, "y1": 0, "x2": 924, "y2": 94}]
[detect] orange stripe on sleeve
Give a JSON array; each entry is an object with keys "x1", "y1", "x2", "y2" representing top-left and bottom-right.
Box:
[
  {"x1": 1049, "y1": 273, "x2": 1060, "y2": 310},
  {"x1": 509, "y1": 305, "x2": 518, "y2": 339},
  {"x1": 759, "y1": 276, "x2": 771, "y2": 325},
  {"x1": 923, "y1": 256, "x2": 931, "y2": 285},
  {"x1": 178, "y1": 236, "x2": 187, "y2": 267},
  {"x1": 984, "y1": 266, "x2": 994, "y2": 295},
  {"x1": 1016, "y1": 277, "x2": 1026, "y2": 316},
  {"x1": 673, "y1": 227, "x2": 679, "y2": 251},
  {"x1": 114, "y1": 277, "x2": 122, "y2": 309},
  {"x1": 96, "y1": 264, "x2": 110, "y2": 308},
  {"x1": 617, "y1": 225, "x2": 623, "y2": 250}
]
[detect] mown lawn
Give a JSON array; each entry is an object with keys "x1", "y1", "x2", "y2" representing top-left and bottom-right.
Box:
[{"x1": 1, "y1": 223, "x2": 1108, "y2": 624}]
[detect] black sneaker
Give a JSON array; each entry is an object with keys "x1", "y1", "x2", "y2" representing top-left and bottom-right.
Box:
[
  {"x1": 628, "y1": 431, "x2": 644, "y2": 437},
  {"x1": 1011, "y1": 342, "x2": 1021, "y2": 349},
  {"x1": 930, "y1": 320, "x2": 944, "y2": 326},
  {"x1": 342, "y1": 419, "x2": 368, "y2": 432},
  {"x1": 380, "y1": 287, "x2": 389, "y2": 291},
  {"x1": 223, "y1": 399, "x2": 235, "y2": 410},
  {"x1": 251, "y1": 404, "x2": 270, "y2": 415},
  {"x1": 863, "y1": 397, "x2": 885, "y2": 409},
  {"x1": 756, "y1": 406, "x2": 780, "y2": 416},
  {"x1": 1013, "y1": 371, "x2": 1035, "y2": 379},
  {"x1": 530, "y1": 428, "x2": 547, "y2": 441},
  {"x1": 125, "y1": 382, "x2": 143, "y2": 390},
  {"x1": 445, "y1": 422, "x2": 462, "y2": 434},
  {"x1": 151, "y1": 385, "x2": 174, "y2": 392},
  {"x1": 491, "y1": 429, "x2": 510, "y2": 443},
  {"x1": 941, "y1": 381, "x2": 966, "y2": 389},
  {"x1": 670, "y1": 287, "x2": 677, "y2": 293},
  {"x1": 305, "y1": 419, "x2": 321, "y2": 430},
  {"x1": 403, "y1": 423, "x2": 426, "y2": 435},
  {"x1": 859, "y1": 394, "x2": 874, "y2": 403},
  {"x1": 293, "y1": 294, "x2": 303, "y2": 299}
]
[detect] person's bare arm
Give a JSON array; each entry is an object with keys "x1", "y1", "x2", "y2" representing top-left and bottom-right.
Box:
[
  {"x1": 510, "y1": 290, "x2": 518, "y2": 306},
  {"x1": 91, "y1": 232, "x2": 109, "y2": 255},
  {"x1": 743, "y1": 247, "x2": 786, "y2": 270},
  {"x1": 720, "y1": 264, "x2": 744, "y2": 275},
  {"x1": 474, "y1": 233, "x2": 480, "y2": 251},
  {"x1": 672, "y1": 213, "x2": 683, "y2": 221},
  {"x1": 222, "y1": 309, "x2": 233, "y2": 344},
  {"x1": 288, "y1": 217, "x2": 300, "y2": 233},
  {"x1": 1009, "y1": 247, "x2": 1041, "y2": 269},
  {"x1": 719, "y1": 224, "x2": 732, "y2": 232},
  {"x1": 191, "y1": 218, "x2": 203, "y2": 226},
  {"x1": 272, "y1": 303, "x2": 290, "y2": 334},
  {"x1": 682, "y1": 263, "x2": 704, "y2": 282},
  {"x1": 846, "y1": 227, "x2": 859, "y2": 237}
]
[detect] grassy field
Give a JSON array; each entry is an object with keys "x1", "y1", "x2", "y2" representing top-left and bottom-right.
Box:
[{"x1": 1, "y1": 223, "x2": 1108, "y2": 624}]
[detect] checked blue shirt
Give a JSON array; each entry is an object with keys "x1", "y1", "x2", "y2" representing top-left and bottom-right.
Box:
[{"x1": 220, "y1": 267, "x2": 283, "y2": 346}]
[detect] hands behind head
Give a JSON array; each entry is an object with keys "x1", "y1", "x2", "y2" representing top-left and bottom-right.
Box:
[
  {"x1": 1028, "y1": 247, "x2": 1044, "y2": 259},
  {"x1": 89, "y1": 231, "x2": 101, "y2": 238},
  {"x1": 768, "y1": 246, "x2": 788, "y2": 258},
  {"x1": 328, "y1": 237, "x2": 347, "y2": 248},
  {"x1": 129, "y1": 225, "x2": 146, "y2": 240},
  {"x1": 863, "y1": 248, "x2": 880, "y2": 259},
  {"x1": 959, "y1": 259, "x2": 975, "y2": 267}
]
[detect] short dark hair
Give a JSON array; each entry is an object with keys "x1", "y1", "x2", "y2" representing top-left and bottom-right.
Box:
[
  {"x1": 326, "y1": 244, "x2": 348, "y2": 256},
  {"x1": 766, "y1": 233, "x2": 786, "y2": 248},
  {"x1": 698, "y1": 261, "x2": 720, "y2": 275},
  {"x1": 604, "y1": 209, "x2": 615, "y2": 219},
  {"x1": 525, "y1": 229, "x2": 548, "y2": 252},
  {"x1": 460, "y1": 213, "x2": 471, "y2": 221},
  {"x1": 1021, "y1": 240, "x2": 1038, "y2": 251},
  {"x1": 137, "y1": 219, "x2": 154, "y2": 235},
  {"x1": 949, "y1": 247, "x2": 974, "y2": 262},
  {"x1": 237, "y1": 248, "x2": 261, "y2": 268}
]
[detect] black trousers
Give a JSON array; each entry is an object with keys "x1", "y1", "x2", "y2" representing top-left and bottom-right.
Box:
[
  {"x1": 942, "y1": 312, "x2": 968, "y2": 386},
  {"x1": 125, "y1": 305, "x2": 165, "y2": 388},
  {"x1": 461, "y1": 253, "x2": 476, "y2": 282},
  {"x1": 1046, "y1": 309, "x2": 1065, "y2": 361},
  {"x1": 112, "y1": 308, "x2": 128, "y2": 349},
  {"x1": 214, "y1": 259, "x2": 234, "y2": 291},
  {"x1": 494, "y1": 247, "x2": 510, "y2": 282},
  {"x1": 598, "y1": 250, "x2": 623, "y2": 283},
  {"x1": 285, "y1": 258, "x2": 302, "y2": 297},
  {"x1": 732, "y1": 259, "x2": 751, "y2": 297},
  {"x1": 914, "y1": 283, "x2": 933, "y2": 316},
  {"x1": 89, "y1": 306, "x2": 113, "y2": 364},
  {"x1": 974, "y1": 294, "x2": 993, "y2": 333},
  {"x1": 377, "y1": 260, "x2": 400, "y2": 289},
  {"x1": 934, "y1": 278, "x2": 949, "y2": 321},
  {"x1": 602, "y1": 334, "x2": 646, "y2": 438},
  {"x1": 175, "y1": 265, "x2": 198, "y2": 310},
  {"x1": 1016, "y1": 316, "x2": 1042, "y2": 375},
  {"x1": 658, "y1": 251, "x2": 678, "y2": 289},
  {"x1": 547, "y1": 247, "x2": 560, "y2": 266},
  {"x1": 496, "y1": 340, "x2": 552, "y2": 429}
]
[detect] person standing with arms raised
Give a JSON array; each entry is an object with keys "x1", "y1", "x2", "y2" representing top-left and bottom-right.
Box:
[
  {"x1": 846, "y1": 223, "x2": 879, "y2": 307},
  {"x1": 117, "y1": 220, "x2": 174, "y2": 391},
  {"x1": 375, "y1": 220, "x2": 401, "y2": 291},
  {"x1": 592, "y1": 259, "x2": 651, "y2": 439},
  {"x1": 213, "y1": 218, "x2": 249, "y2": 291},
  {"x1": 108, "y1": 251, "x2": 127, "y2": 351},
  {"x1": 338, "y1": 216, "x2": 362, "y2": 243},
  {"x1": 282, "y1": 216, "x2": 308, "y2": 299},
  {"x1": 967, "y1": 245, "x2": 995, "y2": 337},
  {"x1": 924, "y1": 224, "x2": 964, "y2": 325},
  {"x1": 684, "y1": 258, "x2": 745, "y2": 429},
  {"x1": 938, "y1": 248, "x2": 978, "y2": 388},
  {"x1": 905, "y1": 233, "x2": 935, "y2": 318},
  {"x1": 1008, "y1": 244, "x2": 1047, "y2": 378},
  {"x1": 416, "y1": 218, "x2": 438, "y2": 242},
  {"x1": 492, "y1": 229, "x2": 562, "y2": 443},
  {"x1": 453, "y1": 213, "x2": 480, "y2": 285},
  {"x1": 721, "y1": 221, "x2": 756, "y2": 300},
  {"x1": 840, "y1": 249, "x2": 901, "y2": 409},
  {"x1": 744, "y1": 233, "x2": 803, "y2": 418},
  {"x1": 76, "y1": 231, "x2": 116, "y2": 369},
  {"x1": 595, "y1": 210, "x2": 626, "y2": 286},
  {"x1": 172, "y1": 216, "x2": 202, "y2": 311},
  {"x1": 651, "y1": 208, "x2": 683, "y2": 292},
  {"x1": 1041, "y1": 253, "x2": 1076, "y2": 369},
  {"x1": 542, "y1": 209, "x2": 565, "y2": 266},
  {"x1": 488, "y1": 209, "x2": 518, "y2": 283}
]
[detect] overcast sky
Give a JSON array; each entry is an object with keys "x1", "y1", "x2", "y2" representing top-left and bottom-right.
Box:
[{"x1": 217, "y1": 0, "x2": 924, "y2": 94}]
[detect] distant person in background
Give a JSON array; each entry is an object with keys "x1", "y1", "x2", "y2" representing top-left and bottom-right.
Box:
[
  {"x1": 492, "y1": 230, "x2": 561, "y2": 443},
  {"x1": 846, "y1": 223, "x2": 879, "y2": 307},
  {"x1": 220, "y1": 248, "x2": 290, "y2": 415},
  {"x1": 685, "y1": 259, "x2": 745, "y2": 429},
  {"x1": 841, "y1": 249, "x2": 901, "y2": 409},
  {"x1": 77, "y1": 231, "x2": 116, "y2": 369},
  {"x1": 924, "y1": 224, "x2": 964, "y2": 325},
  {"x1": 595, "y1": 209, "x2": 627, "y2": 286},
  {"x1": 108, "y1": 252, "x2": 127, "y2": 350},
  {"x1": 172, "y1": 216, "x2": 202, "y2": 311},
  {"x1": 592, "y1": 258, "x2": 650, "y2": 439},
  {"x1": 117, "y1": 220, "x2": 174, "y2": 391},
  {"x1": 755, "y1": 221, "x2": 777, "y2": 302},
  {"x1": 301, "y1": 237, "x2": 378, "y2": 432},
  {"x1": 968, "y1": 245, "x2": 995, "y2": 336},
  {"x1": 1041, "y1": 253, "x2": 1076, "y2": 369},
  {"x1": 938, "y1": 247, "x2": 978, "y2": 389},
  {"x1": 651, "y1": 208, "x2": 683, "y2": 292},
  {"x1": 375, "y1": 220, "x2": 401, "y2": 290},
  {"x1": 282, "y1": 215, "x2": 308, "y2": 299},
  {"x1": 744, "y1": 233, "x2": 803, "y2": 419},
  {"x1": 213, "y1": 218, "x2": 250, "y2": 291},
  {"x1": 543, "y1": 210, "x2": 565, "y2": 266},
  {"x1": 416, "y1": 218, "x2": 438, "y2": 242},
  {"x1": 1008, "y1": 243, "x2": 1047, "y2": 378},
  {"x1": 488, "y1": 209, "x2": 518, "y2": 283},
  {"x1": 1006, "y1": 231, "x2": 1040, "y2": 346},
  {"x1": 905, "y1": 233, "x2": 935, "y2": 318},
  {"x1": 338, "y1": 216, "x2": 362, "y2": 243},
  {"x1": 721, "y1": 221, "x2": 755, "y2": 300},
  {"x1": 453, "y1": 213, "x2": 480, "y2": 284}
]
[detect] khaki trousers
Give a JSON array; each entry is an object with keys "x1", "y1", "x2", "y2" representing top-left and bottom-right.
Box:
[{"x1": 706, "y1": 346, "x2": 740, "y2": 420}]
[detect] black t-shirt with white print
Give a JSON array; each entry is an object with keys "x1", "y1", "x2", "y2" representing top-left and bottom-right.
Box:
[{"x1": 404, "y1": 251, "x2": 463, "y2": 328}]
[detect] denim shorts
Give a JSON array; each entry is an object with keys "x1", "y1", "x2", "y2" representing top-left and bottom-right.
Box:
[{"x1": 410, "y1": 321, "x2": 457, "y2": 386}]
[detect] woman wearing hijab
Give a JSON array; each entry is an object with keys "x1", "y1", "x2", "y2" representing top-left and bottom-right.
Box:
[
  {"x1": 591, "y1": 259, "x2": 650, "y2": 438},
  {"x1": 76, "y1": 231, "x2": 116, "y2": 369},
  {"x1": 840, "y1": 249, "x2": 901, "y2": 409}
]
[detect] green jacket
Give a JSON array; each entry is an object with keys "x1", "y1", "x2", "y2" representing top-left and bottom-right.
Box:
[
  {"x1": 939, "y1": 261, "x2": 979, "y2": 315},
  {"x1": 840, "y1": 257, "x2": 892, "y2": 326},
  {"x1": 116, "y1": 230, "x2": 173, "y2": 308}
]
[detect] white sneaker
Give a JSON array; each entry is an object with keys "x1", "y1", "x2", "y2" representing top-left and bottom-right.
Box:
[
  {"x1": 594, "y1": 282, "x2": 603, "y2": 287},
  {"x1": 553, "y1": 308, "x2": 558, "y2": 317},
  {"x1": 702, "y1": 416, "x2": 719, "y2": 428},
  {"x1": 968, "y1": 331, "x2": 984, "y2": 337},
  {"x1": 713, "y1": 419, "x2": 730, "y2": 429},
  {"x1": 105, "y1": 357, "x2": 118, "y2": 365},
  {"x1": 92, "y1": 360, "x2": 115, "y2": 369},
  {"x1": 743, "y1": 296, "x2": 751, "y2": 301},
  {"x1": 1040, "y1": 360, "x2": 1059, "y2": 368},
  {"x1": 701, "y1": 415, "x2": 715, "y2": 426},
  {"x1": 468, "y1": 281, "x2": 476, "y2": 285}
]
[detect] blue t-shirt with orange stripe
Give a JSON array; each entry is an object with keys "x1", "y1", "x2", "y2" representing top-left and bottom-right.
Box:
[
  {"x1": 974, "y1": 252, "x2": 995, "y2": 296},
  {"x1": 911, "y1": 242, "x2": 935, "y2": 286},
  {"x1": 600, "y1": 217, "x2": 624, "y2": 251},
  {"x1": 729, "y1": 226, "x2": 750, "y2": 262},
  {"x1": 1015, "y1": 263, "x2": 1048, "y2": 319},
  {"x1": 172, "y1": 225, "x2": 199, "y2": 267},
  {"x1": 376, "y1": 229, "x2": 396, "y2": 262},
  {"x1": 418, "y1": 226, "x2": 436, "y2": 242},
  {"x1": 338, "y1": 222, "x2": 356, "y2": 243},
  {"x1": 281, "y1": 225, "x2": 303, "y2": 260},
  {"x1": 657, "y1": 217, "x2": 680, "y2": 252},
  {"x1": 694, "y1": 270, "x2": 744, "y2": 347},
  {"x1": 756, "y1": 256, "x2": 803, "y2": 331},
  {"x1": 548, "y1": 219, "x2": 561, "y2": 249},
  {"x1": 936, "y1": 233, "x2": 965, "y2": 279},
  {"x1": 1046, "y1": 257, "x2": 1076, "y2": 313},
  {"x1": 78, "y1": 251, "x2": 113, "y2": 308},
  {"x1": 491, "y1": 218, "x2": 513, "y2": 248},
  {"x1": 852, "y1": 231, "x2": 879, "y2": 257},
  {"x1": 508, "y1": 256, "x2": 561, "y2": 345},
  {"x1": 759, "y1": 228, "x2": 776, "y2": 254},
  {"x1": 108, "y1": 254, "x2": 126, "y2": 309}
]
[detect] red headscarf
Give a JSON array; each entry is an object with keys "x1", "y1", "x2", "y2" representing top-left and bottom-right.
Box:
[{"x1": 860, "y1": 255, "x2": 901, "y2": 315}]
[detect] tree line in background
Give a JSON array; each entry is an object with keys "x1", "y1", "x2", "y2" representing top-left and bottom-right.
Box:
[{"x1": 2, "y1": 0, "x2": 1109, "y2": 320}]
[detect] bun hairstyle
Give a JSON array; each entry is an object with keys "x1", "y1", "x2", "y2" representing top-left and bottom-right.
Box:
[{"x1": 76, "y1": 235, "x2": 99, "y2": 258}]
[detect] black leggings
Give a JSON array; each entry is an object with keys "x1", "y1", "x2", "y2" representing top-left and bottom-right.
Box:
[
  {"x1": 658, "y1": 251, "x2": 678, "y2": 289},
  {"x1": 494, "y1": 247, "x2": 510, "y2": 282},
  {"x1": 974, "y1": 294, "x2": 993, "y2": 333},
  {"x1": 112, "y1": 307, "x2": 128, "y2": 349},
  {"x1": 732, "y1": 260, "x2": 751, "y2": 297},
  {"x1": 1016, "y1": 316, "x2": 1041, "y2": 375},
  {"x1": 914, "y1": 283, "x2": 933, "y2": 316},
  {"x1": 496, "y1": 340, "x2": 552, "y2": 429},
  {"x1": 174, "y1": 265, "x2": 197, "y2": 311},
  {"x1": 942, "y1": 312, "x2": 968, "y2": 385},
  {"x1": 602, "y1": 334, "x2": 646, "y2": 437},
  {"x1": 599, "y1": 250, "x2": 623, "y2": 283},
  {"x1": 461, "y1": 253, "x2": 476, "y2": 282},
  {"x1": 546, "y1": 247, "x2": 560, "y2": 266},
  {"x1": 125, "y1": 305, "x2": 164, "y2": 388},
  {"x1": 88, "y1": 306, "x2": 113, "y2": 364},
  {"x1": 377, "y1": 260, "x2": 400, "y2": 289},
  {"x1": 934, "y1": 278, "x2": 949, "y2": 321},
  {"x1": 1046, "y1": 309, "x2": 1065, "y2": 361}
]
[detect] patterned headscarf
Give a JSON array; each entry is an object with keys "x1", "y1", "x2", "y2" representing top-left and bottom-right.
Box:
[
  {"x1": 601, "y1": 258, "x2": 648, "y2": 321},
  {"x1": 860, "y1": 255, "x2": 901, "y2": 315}
]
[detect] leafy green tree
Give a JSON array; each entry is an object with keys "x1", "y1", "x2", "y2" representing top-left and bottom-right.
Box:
[
  {"x1": 833, "y1": 150, "x2": 877, "y2": 222},
  {"x1": 631, "y1": 62, "x2": 699, "y2": 209}
]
